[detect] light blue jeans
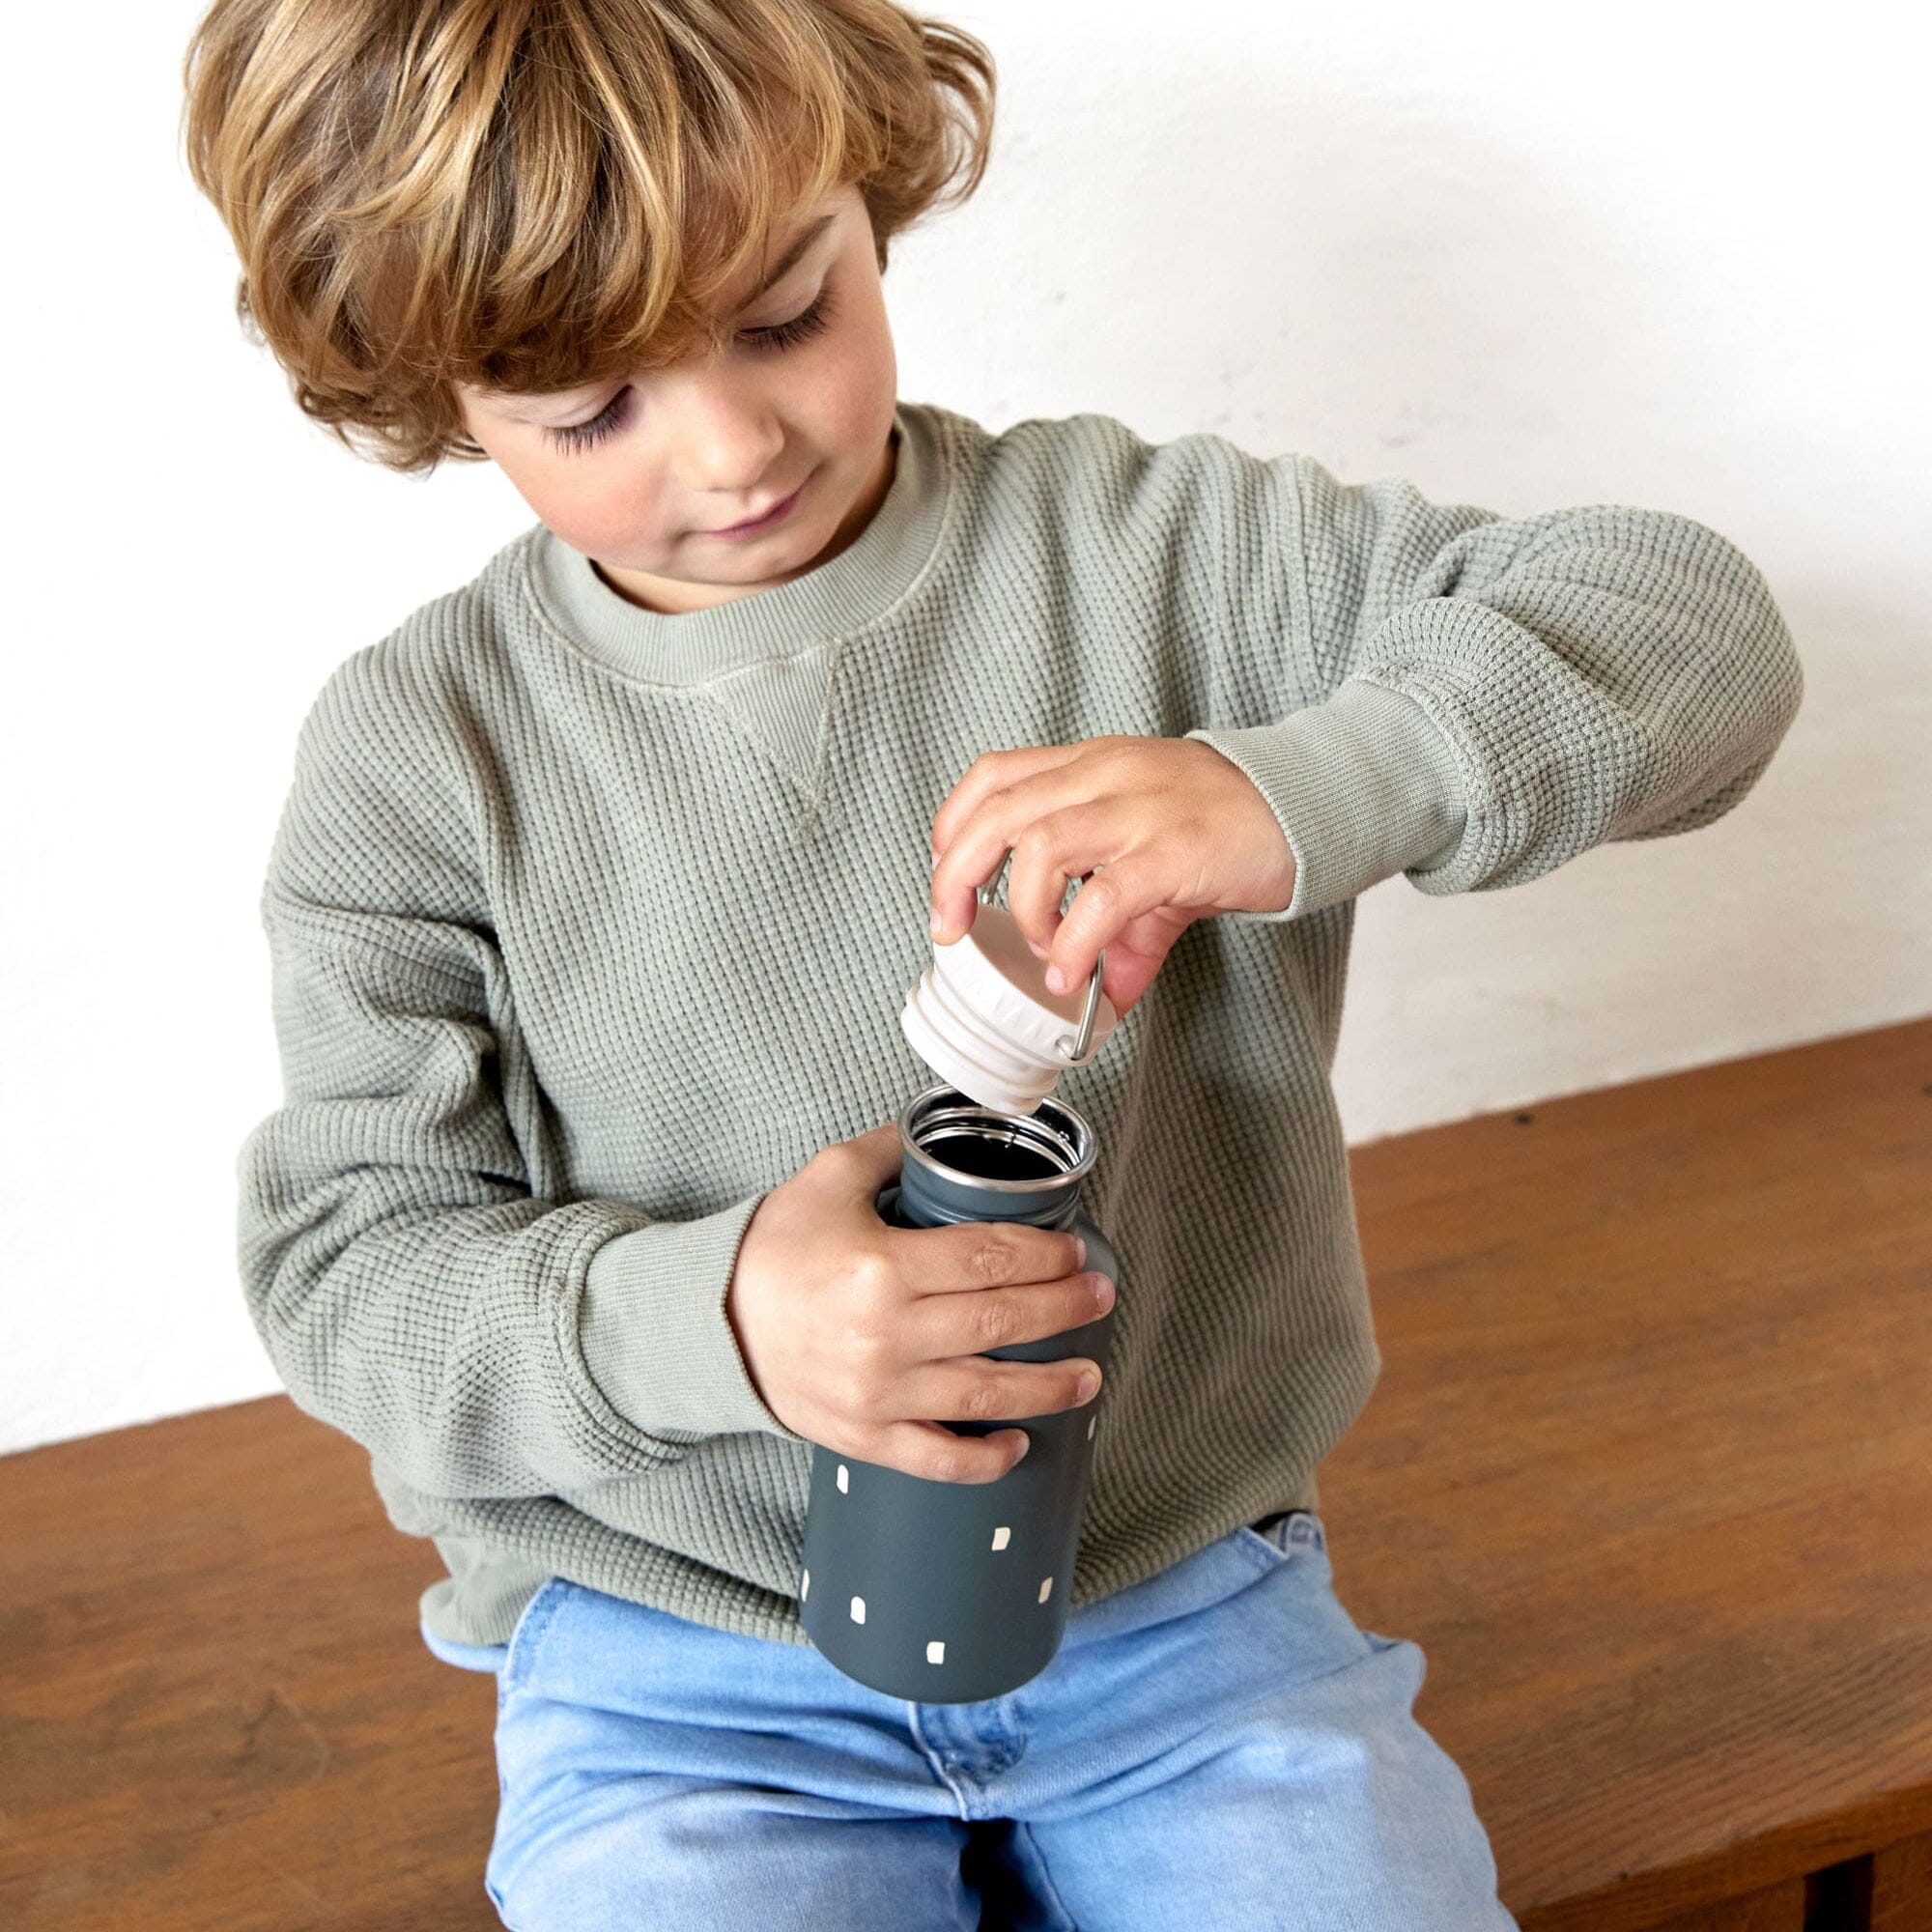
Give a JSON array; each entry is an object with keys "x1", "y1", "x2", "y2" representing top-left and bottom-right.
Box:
[{"x1": 423, "y1": 1511, "x2": 1519, "y2": 1930}]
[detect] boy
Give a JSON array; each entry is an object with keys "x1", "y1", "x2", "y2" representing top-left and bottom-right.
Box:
[{"x1": 185, "y1": 2, "x2": 1803, "y2": 1926}]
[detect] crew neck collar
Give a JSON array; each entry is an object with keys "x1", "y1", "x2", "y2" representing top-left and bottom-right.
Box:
[{"x1": 521, "y1": 400, "x2": 952, "y2": 684}]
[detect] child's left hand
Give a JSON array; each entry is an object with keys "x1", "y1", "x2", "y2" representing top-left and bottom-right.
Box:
[{"x1": 927, "y1": 735, "x2": 1296, "y2": 1018}]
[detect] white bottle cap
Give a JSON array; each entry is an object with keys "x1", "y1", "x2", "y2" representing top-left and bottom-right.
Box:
[{"x1": 901, "y1": 896, "x2": 1119, "y2": 1116}]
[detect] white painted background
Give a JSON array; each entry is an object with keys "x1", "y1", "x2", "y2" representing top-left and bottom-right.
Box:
[{"x1": 4, "y1": 1, "x2": 1925, "y2": 1455}]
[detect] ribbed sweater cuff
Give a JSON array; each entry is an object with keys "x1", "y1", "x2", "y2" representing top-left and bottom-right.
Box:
[
  {"x1": 580, "y1": 1196, "x2": 809, "y2": 1444},
  {"x1": 1185, "y1": 679, "x2": 1467, "y2": 922}
]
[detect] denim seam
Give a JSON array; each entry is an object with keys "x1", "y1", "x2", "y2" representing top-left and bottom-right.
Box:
[
  {"x1": 1017, "y1": 1817, "x2": 1085, "y2": 1932},
  {"x1": 500, "y1": 1577, "x2": 572, "y2": 1702}
]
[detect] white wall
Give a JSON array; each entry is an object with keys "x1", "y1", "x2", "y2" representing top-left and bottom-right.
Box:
[{"x1": 3, "y1": 0, "x2": 1924, "y2": 1456}]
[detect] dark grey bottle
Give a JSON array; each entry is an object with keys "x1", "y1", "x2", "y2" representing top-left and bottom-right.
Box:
[{"x1": 797, "y1": 1080, "x2": 1120, "y2": 1704}]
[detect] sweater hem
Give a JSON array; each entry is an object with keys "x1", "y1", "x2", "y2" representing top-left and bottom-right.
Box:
[{"x1": 413, "y1": 1464, "x2": 1325, "y2": 1656}]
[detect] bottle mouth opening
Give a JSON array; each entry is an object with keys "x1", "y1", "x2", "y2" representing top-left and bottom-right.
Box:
[{"x1": 900, "y1": 1083, "x2": 1096, "y2": 1192}]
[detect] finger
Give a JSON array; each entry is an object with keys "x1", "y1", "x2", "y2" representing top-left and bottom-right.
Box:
[
  {"x1": 931, "y1": 755, "x2": 1083, "y2": 937},
  {"x1": 930, "y1": 750, "x2": 1086, "y2": 935},
  {"x1": 1006, "y1": 800, "x2": 1138, "y2": 958},
  {"x1": 1075, "y1": 904, "x2": 1201, "y2": 1015},
  {"x1": 897, "y1": 1217, "x2": 1088, "y2": 1296},
  {"x1": 818, "y1": 1120, "x2": 905, "y2": 1193},
  {"x1": 931, "y1": 762, "x2": 1105, "y2": 944},
  {"x1": 915, "y1": 1353, "x2": 1100, "y2": 1428},
  {"x1": 931, "y1": 744, "x2": 1082, "y2": 861},
  {"x1": 908, "y1": 1267, "x2": 1111, "y2": 1372},
  {"x1": 1045, "y1": 849, "x2": 1185, "y2": 994},
  {"x1": 871, "y1": 1419, "x2": 1032, "y2": 1485}
]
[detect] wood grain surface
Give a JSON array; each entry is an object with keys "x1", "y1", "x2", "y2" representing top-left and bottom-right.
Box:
[
  {"x1": 2, "y1": 1016, "x2": 1926, "y2": 1931},
  {"x1": 1321, "y1": 1015, "x2": 1932, "y2": 1929}
]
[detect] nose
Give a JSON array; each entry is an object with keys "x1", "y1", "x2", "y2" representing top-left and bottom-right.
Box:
[{"x1": 662, "y1": 372, "x2": 786, "y2": 508}]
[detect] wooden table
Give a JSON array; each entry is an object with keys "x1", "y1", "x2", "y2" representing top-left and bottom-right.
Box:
[
  {"x1": 3, "y1": 1017, "x2": 1927, "y2": 1931},
  {"x1": 1325, "y1": 1016, "x2": 1932, "y2": 1930}
]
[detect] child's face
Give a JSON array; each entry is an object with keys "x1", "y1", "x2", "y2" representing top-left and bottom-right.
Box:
[{"x1": 455, "y1": 183, "x2": 898, "y2": 615}]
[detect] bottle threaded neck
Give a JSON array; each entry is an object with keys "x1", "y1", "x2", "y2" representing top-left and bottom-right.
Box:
[{"x1": 895, "y1": 1084, "x2": 1096, "y2": 1230}]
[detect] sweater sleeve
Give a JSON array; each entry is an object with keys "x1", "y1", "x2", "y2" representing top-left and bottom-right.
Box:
[
  {"x1": 1181, "y1": 450, "x2": 1805, "y2": 921},
  {"x1": 237, "y1": 645, "x2": 808, "y2": 1504}
]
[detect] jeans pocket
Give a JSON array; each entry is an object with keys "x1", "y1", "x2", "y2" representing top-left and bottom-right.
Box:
[
  {"x1": 1236, "y1": 1508, "x2": 1326, "y2": 1563},
  {"x1": 497, "y1": 1577, "x2": 573, "y2": 1708}
]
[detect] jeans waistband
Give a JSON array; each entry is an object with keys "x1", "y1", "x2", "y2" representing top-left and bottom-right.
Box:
[{"x1": 1057, "y1": 1511, "x2": 1325, "y2": 1650}]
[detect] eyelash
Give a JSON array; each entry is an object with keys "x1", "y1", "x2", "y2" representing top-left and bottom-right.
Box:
[{"x1": 543, "y1": 286, "x2": 838, "y2": 456}]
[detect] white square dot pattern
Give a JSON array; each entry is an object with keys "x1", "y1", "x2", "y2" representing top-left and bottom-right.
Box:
[
  {"x1": 927, "y1": 1640, "x2": 946, "y2": 1664},
  {"x1": 991, "y1": 1526, "x2": 1010, "y2": 1550},
  {"x1": 1038, "y1": 1576, "x2": 1053, "y2": 1604},
  {"x1": 850, "y1": 1595, "x2": 866, "y2": 1624},
  {"x1": 837, "y1": 1463, "x2": 848, "y2": 1493}
]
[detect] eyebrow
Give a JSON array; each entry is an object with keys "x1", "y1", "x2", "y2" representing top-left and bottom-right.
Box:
[
  {"x1": 501, "y1": 213, "x2": 838, "y2": 423},
  {"x1": 743, "y1": 213, "x2": 837, "y2": 307}
]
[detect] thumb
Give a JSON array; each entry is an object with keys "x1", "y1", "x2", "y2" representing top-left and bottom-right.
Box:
[{"x1": 826, "y1": 1119, "x2": 906, "y2": 1191}]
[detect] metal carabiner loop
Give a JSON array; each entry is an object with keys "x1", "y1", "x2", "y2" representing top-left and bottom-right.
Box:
[{"x1": 976, "y1": 850, "x2": 1106, "y2": 1065}]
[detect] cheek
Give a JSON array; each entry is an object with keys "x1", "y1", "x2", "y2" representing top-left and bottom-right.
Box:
[
  {"x1": 510, "y1": 453, "x2": 657, "y2": 550},
  {"x1": 571, "y1": 481, "x2": 653, "y2": 549},
  {"x1": 822, "y1": 294, "x2": 896, "y2": 427}
]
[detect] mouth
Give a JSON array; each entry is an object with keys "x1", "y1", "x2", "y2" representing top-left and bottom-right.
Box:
[{"x1": 706, "y1": 472, "x2": 810, "y2": 537}]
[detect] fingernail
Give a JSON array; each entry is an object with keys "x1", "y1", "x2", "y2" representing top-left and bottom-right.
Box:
[
  {"x1": 1074, "y1": 1236, "x2": 1088, "y2": 1266},
  {"x1": 1045, "y1": 964, "x2": 1069, "y2": 993},
  {"x1": 929, "y1": 909, "x2": 945, "y2": 938}
]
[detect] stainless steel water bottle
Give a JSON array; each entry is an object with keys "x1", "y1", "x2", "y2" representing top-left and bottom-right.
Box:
[{"x1": 797, "y1": 857, "x2": 1122, "y2": 1703}]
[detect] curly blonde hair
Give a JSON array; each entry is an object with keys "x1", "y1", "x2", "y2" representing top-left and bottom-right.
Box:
[{"x1": 181, "y1": 0, "x2": 995, "y2": 473}]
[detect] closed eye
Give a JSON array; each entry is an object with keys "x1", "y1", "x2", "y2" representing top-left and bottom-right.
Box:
[
  {"x1": 542, "y1": 286, "x2": 840, "y2": 457},
  {"x1": 744, "y1": 285, "x2": 837, "y2": 355}
]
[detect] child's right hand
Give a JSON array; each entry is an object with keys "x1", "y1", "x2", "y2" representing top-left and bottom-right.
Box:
[{"x1": 725, "y1": 1122, "x2": 1110, "y2": 1483}]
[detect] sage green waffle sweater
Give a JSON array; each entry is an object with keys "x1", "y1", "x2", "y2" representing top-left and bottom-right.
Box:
[{"x1": 238, "y1": 398, "x2": 1803, "y2": 1650}]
